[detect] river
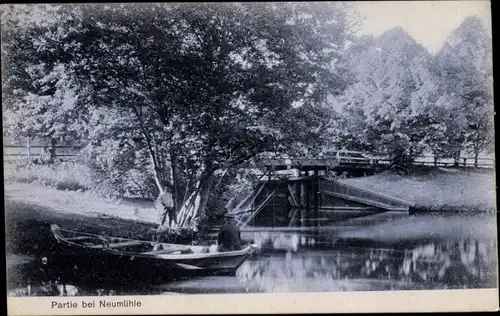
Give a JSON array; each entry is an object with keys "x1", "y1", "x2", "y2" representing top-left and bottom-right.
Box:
[{"x1": 6, "y1": 213, "x2": 498, "y2": 296}]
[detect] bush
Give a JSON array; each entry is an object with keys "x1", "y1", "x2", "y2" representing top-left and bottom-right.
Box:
[
  {"x1": 5, "y1": 160, "x2": 92, "y2": 192},
  {"x1": 80, "y1": 142, "x2": 159, "y2": 200},
  {"x1": 4, "y1": 157, "x2": 155, "y2": 201}
]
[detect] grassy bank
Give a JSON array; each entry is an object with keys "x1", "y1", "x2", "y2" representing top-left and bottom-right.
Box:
[
  {"x1": 5, "y1": 199, "x2": 158, "y2": 256},
  {"x1": 340, "y1": 167, "x2": 496, "y2": 212},
  {"x1": 4, "y1": 161, "x2": 94, "y2": 193},
  {"x1": 5, "y1": 182, "x2": 158, "y2": 224},
  {"x1": 5, "y1": 161, "x2": 495, "y2": 215},
  {"x1": 4, "y1": 182, "x2": 200, "y2": 256},
  {"x1": 4, "y1": 161, "x2": 160, "y2": 234},
  {"x1": 4, "y1": 163, "x2": 496, "y2": 255}
]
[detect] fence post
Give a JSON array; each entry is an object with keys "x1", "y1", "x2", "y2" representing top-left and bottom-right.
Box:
[{"x1": 26, "y1": 137, "x2": 31, "y2": 160}]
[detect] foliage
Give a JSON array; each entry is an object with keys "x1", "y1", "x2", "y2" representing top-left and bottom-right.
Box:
[
  {"x1": 328, "y1": 18, "x2": 493, "y2": 166},
  {"x1": 331, "y1": 28, "x2": 432, "y2": 165},
  {"x1": 3, "y1": 3, "x2": 354, "y2": 228},
  {"x1": 2, "y1": 4, "x2": 493, "y2": 229},
  {"x1": 433, "y1": 16, "x2": 494, "y2": 161},
  {"x1": 2, "y1": 5, "x2": 88, "y2": 157}
]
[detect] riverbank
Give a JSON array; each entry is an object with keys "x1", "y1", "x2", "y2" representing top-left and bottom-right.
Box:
[
  {"x1": 5, "y1": 199, "x2": 157, "y2": 256},
  {"x1": 5, "y1": 182, "x2": 158, "y2": 224},
  {"x1": 341, "y1": 167, "x2": 496, "y2": 212},
  {"x1": 4, "y1": 179, "x2": 161, "y2": 255},
  {"x1": 5, "y1": 178, "x2": 497, "y2": 296},
  {"x1": 4, "y1": 166, "x2": 496, "y2": 255},
  {"x1": 5, "y1": 163, "x2": 495, "y2": 224}
]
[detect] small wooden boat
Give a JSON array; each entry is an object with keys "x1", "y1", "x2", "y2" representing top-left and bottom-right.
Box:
[{"x1": 49, "y1": 224, "x2": 257, "y2": 280}]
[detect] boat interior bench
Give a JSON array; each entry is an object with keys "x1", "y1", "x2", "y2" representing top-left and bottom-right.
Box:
[
  {"x1": 141, "y1": 248, "x2": 193, "y2": 255},
  {"x1": 66, "y1": 236, "x2": 95, "y2": 241},
  {"x1": 88, "y1": 240, "x2": 145, "y2": 249}
]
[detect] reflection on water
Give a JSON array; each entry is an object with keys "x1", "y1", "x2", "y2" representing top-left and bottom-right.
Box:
[
  {"x1": 236, "y1": 239, "x2": 497, "y2": 292},
  {"x1": 7, "y1": 213, "x2": 498, "y2": 296},
  {"x1": 8, "y1": 283, "x2": 80, "y2": 297},
  {"x1": 9, "y1": 238, "x2": 496, "y2": 296},
  {"x1": 7, "y1": 281, "x2": 169, "y2": 297},
  {"x1": 245, "y1": 231, "x2": 319, "y2": 252}
]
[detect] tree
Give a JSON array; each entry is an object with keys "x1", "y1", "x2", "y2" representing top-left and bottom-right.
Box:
[
  {"x1": 332, "y1": 28, "x2": 432, "y2": 165},
  {"x1": 434, "y1": 16, "x2": 494, "y2": 166},
  {"x1": 2, "y1": 5, "x2": 87, "y2": 162},
  {"x1": 3, "y1": 3, "x2": 353, "y2": 229}
]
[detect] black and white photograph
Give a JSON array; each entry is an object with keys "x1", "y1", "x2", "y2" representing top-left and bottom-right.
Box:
[{"x1": 2, "y1": 1, "x2": 497, "y2": 314}]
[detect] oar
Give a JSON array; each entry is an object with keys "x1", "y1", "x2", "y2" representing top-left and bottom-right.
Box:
[{"x1": 175, "y1": 263, "x2": 203, "y2": 270}]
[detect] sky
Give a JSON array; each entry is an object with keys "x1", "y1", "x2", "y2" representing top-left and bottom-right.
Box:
[{"x1": 353, "y1": 1, "x2": 492, "y2": 54}]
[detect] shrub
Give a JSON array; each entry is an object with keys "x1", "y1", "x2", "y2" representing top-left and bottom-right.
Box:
[
  {"x1": 5, "y1": 160, "x2": 92, "y2": 192},
  {"x1": 80, "y1": 141, "x2": 159, "y2": 200}
]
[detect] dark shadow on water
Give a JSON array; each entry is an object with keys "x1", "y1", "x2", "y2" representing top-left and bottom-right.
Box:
[
  {"x1": 7, "y1": 257, "x2": 236, "y2": 296},
  {"x1": 8, "y1": 235, "x2": 497, "y2": 296},
  {"x1": 6, "y1": 204, "x2": 498, "y2": 296}
]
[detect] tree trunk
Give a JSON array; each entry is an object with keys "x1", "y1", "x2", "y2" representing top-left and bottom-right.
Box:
[
  {"x1": 129, "y1": 103, "x2": 168, "y2": 197},
  {"x1": 149, "y1": 149, "x2": 166, "y2": 197},
  {"x1": 26, "y1": 137, "x2": 31, "y2": 160},
  {"x1": 164, "y1": 169, "x2": 215, "y2": 230},
  {"x1": 170, "y1": 152, "x2": 179, "y2": 212},
  {"x1": 453, "y1": 146, "x2": 461, "y2": 167},
  {"x1": 49, "y1": 138, "x2": 57, "y2": 163},
  {"x1": 474, "y1": 150, "x2": 479, "y2": 168}
]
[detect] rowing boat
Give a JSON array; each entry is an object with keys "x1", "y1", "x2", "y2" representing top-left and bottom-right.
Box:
[{"x1": 49, "y1": 224, "x2": 257, "y2": 280}]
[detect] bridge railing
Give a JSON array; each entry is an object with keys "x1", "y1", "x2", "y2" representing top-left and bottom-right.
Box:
[
  {"x1": 370, "y1": 157, "x2": 495, "y2": 168},
  {"x1": 256, "y1": 152, "x2": 495, "y2": 169}
]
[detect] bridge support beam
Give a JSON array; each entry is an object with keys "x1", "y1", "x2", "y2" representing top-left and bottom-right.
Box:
[
  {"x1": 299, "y1": 179, "x2": 307, "y2": 227},
  {"x1": 313, "y1": 170, "x2": 320, "y2": 229}
]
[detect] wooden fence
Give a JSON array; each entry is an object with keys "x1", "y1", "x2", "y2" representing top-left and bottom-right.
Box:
[
  {"x1": 3, "y1": 145, "x2": 79, "y2": 163},
  {"x1": 3, "y1": 145, "x2": 495, "y2": 168},
  {"x1": 371, "y1": 156, "x2": 495, "y2": 168}
]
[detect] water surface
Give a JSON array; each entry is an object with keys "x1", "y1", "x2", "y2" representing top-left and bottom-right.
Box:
[{"x1": 7, "y1": 213, "x2": 498, "y2": 296}]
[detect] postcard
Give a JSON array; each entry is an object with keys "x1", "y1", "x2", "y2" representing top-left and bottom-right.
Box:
[{"x1": 3, "y1": 1, "x2": 498, "y2": 314}]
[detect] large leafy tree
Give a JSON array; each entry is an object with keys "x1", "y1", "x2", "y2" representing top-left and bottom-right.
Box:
[
  {"x1": 331, "y1": 28, "x2": 432, "y2": 165},
  {"x1": 433, "y1": 16, "x2": 494, "y2": 166},
  {"x1": 2, "y1": 5, "x2": 87, "y2": 161},
  {"x1": 329, "y1": 18, "x2": 493, "y2": 168},
  {"x1": 3, "y1": 3, "x2": 353, "y2": 229}
]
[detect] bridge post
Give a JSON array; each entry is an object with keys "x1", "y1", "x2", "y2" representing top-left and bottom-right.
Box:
[
  {"x1": 295, "y1": 181, "x2": 301, "y2": 226},
  {"x1": 305, "y1": 178, "x2": 311, "y2": 227},
  {"x1": 314, "y1": 170, "x2": 320, "y2": 229},
  {"x1": 299, "y1": 179, "x2": 307, "y2": 228}
]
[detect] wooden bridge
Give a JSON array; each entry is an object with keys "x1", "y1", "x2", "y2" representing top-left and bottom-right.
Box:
[
  {"x1": 228, "y1": 152, "x2": 494, "y2": 228},
  {"x1": 256, "y1": 152, "x2": 495, "y2": 174},
  {"x1": 227, "y1": 157, "x2": 417, "y2": 228},
  {"x1": 226, "y1": 149, "x2": 495, "y2": 229}
]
